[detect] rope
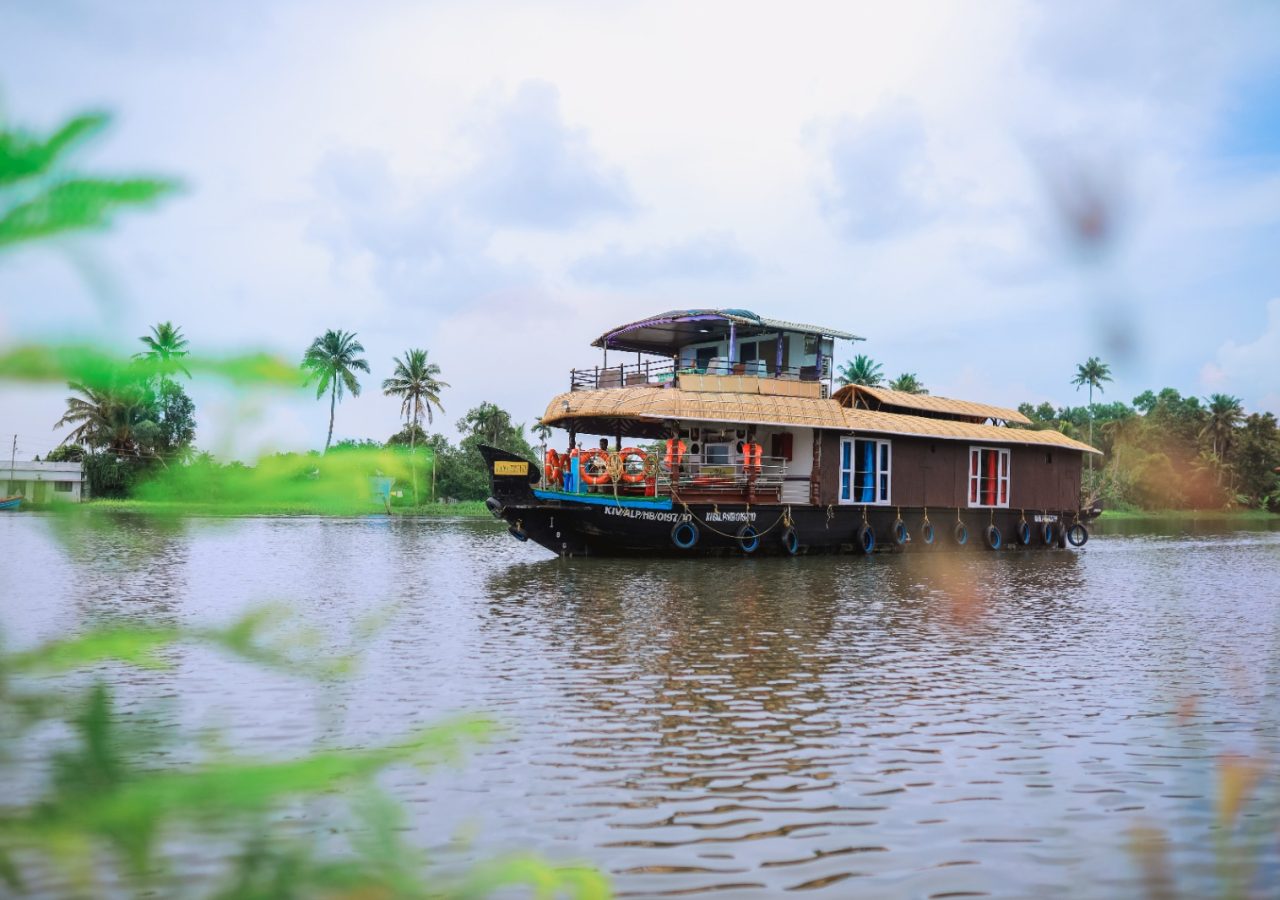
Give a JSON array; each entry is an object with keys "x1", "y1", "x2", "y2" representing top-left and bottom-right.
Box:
[{"x1": 670, "y1": 486, "x2": 791, "y2": 540}]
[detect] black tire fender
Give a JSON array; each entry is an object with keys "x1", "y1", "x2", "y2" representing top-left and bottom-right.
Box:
[
  {"x1": 671, "y1": 520, "x2": 699, "y2": 550},
  {"x1": 857, "y1": 523, "x2": 876, "y2": 554}
]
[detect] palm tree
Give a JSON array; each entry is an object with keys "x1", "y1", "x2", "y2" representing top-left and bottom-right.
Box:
[
  {"x1": 1201, "y1": 394, "x2": 1244, "y2": 478},
  {"x1": 54, "y1": 376, "x2": 150, "y2": 455},
  {"x1": 532, "y1": 419, "x2": 552, "y2": 444},
  {"x1": 302, "y1": 330, "x2": 370, "y2": 453},
  {"x1": 460, "y1": 402, "x2": 512, "y2": 447},
  {"x1": 836, "y1": 354, "x2": 884, "y2": 387},
  {"x1": 1072, "y1": 356, "x2": 1112, "y2": 470},
  {"x1": 135, "y1": 321, "x2": 191, "y2": 380},
  {"x1": 888, "y1": 372, "x2": 928, "y2": 394},
  {"x1": 381, "y1": 348, "x2": 449, "y2": 505}
]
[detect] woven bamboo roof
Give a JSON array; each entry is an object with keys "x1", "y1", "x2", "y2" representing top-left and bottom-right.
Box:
[
  {"x1": 544, "y1": 388, "x2": 1100, "y2": 454},
  {"x1": 833, "y1": 384, "x2": 1032, "y2": 425}
]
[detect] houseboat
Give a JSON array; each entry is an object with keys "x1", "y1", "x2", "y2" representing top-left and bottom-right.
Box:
[{"x1": 482, "y1": 308, "x2": 1101, "y2": 557}]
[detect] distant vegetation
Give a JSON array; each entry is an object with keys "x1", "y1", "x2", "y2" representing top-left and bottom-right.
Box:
[
  {"x1": 1019, "y1": 386, "x2": 1279, "y2": 512},
  {"x1": 838, "y1": 354, "x2": 1279, "y2": 513}
]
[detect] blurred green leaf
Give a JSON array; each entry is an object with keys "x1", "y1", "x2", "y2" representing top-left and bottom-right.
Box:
[
  {"x1": 0, "y1": 112, "x2": 109, "y2": 186},
  {"x1": 0, "y1": 177, "x2": 177, "y2": 247}
]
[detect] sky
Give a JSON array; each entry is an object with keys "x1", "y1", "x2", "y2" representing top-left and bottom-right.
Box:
[{"x1": 1, "y1": 0, "x2": 1279, "y2": 460}]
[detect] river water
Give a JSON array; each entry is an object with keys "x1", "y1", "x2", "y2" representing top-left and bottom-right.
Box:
[{"x1": 3, "y1": 513, "x2": 1279, "y2": 897}]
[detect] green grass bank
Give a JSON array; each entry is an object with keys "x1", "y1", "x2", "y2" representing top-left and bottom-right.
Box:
[
  {"x1": 1097, "y1": 507, "x2": 1280, "y2": 522},
  {"x1": 56, "y1": 498, "x2": 495, "y2": 518}
]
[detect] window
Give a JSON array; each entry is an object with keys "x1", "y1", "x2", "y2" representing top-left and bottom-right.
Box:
[
  {"x1": 703, "y1": 443, "x2": 731, "y2": 466},
  {"x1": 54, "y1": 481, "x2": 74, "y2": 492},
  {"x1": 839, "y1": 437, "x2": 890, "y2": 505},
  {"x1": 694, "y1": 346, "x2": 717, "y2": 371},
  {"x1": 968, "y1": 447, "x2": 1010, "y2": 508}
]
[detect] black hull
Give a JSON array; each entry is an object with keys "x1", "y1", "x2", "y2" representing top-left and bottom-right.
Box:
[{"x1": 495, "y1": 499, "x2": 1086, "y2": 558}]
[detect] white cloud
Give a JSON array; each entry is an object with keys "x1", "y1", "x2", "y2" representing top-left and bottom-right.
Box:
[
  {"x1": 569, "y1": 233, "x2": 753, "y2": 286},
  {"x1": 1209, "y1": 297, "x2": 1280, "y2": 411},
  {"x1": 816, "y1": 101, "x2": 936, "y2": 240},
  {"x1": 461, "y1": 81, "x2": 636, "y2": 230}
]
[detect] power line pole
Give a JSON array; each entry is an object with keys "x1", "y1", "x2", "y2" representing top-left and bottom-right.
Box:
[{"x1": 8, "y1": 434, "x2": 15, "y2": 494}]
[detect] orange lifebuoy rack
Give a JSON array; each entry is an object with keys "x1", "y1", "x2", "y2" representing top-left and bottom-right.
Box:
[
  {"x1": 580, "y1": 449, "x2": 611, "y2": 486},
  {"x1": 619, "y1": 447, "x2": 647, "y2": 484},
  {"x1": 544, "y1": 449, "x2": 563, "y2": 485}
]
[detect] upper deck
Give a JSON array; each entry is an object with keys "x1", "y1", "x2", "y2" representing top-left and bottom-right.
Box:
[{"x1": 572, "y1": 308, "x2": 862, "y2": 398}]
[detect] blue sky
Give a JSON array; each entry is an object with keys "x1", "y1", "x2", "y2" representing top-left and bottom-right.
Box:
[{"x1": 1, "y1": 0, "x2": 1278, "y2": 459}]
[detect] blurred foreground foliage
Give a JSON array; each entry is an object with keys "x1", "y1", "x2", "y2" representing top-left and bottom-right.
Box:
[
  {"x1": 0, "y1": 110, "x2": 175, "y2": 250},
  {"x1": 131, "y1": 446, "x2": 424, "y2": 515},
  {"x1": 0, "y1": 613, "x2": 609, "y2": 898}
]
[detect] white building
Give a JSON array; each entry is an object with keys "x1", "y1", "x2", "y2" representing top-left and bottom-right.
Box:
[{"x1": 3, "y1": 461, "x2": 87, "y2": 502}]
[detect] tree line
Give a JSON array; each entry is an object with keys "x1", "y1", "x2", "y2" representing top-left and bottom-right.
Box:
[
  {"x1": 48, "y1": 323, "x2": 535, "y2": 504},
  {"x1": 837, "y1": 352, "x2": 1280, "y2": 512}
]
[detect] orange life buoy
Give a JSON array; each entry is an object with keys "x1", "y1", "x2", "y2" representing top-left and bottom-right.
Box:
[
  {"x1": 544, "y1": 449, "x2": 562, "y2": 485},
  {"x1": 619, "y1": 447, "x2": 646, "y2": 484},
  {"x1": 664, "y1": 438, "x2": 687, "y2": 470},
  {"x1": 580, "y1": 449, "x2": 611, "y2": 486}
]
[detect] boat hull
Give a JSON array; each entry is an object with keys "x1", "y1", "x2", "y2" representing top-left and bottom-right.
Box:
[{"x1": 495, "y1": 496, "x2": 1086, "y2": 557}]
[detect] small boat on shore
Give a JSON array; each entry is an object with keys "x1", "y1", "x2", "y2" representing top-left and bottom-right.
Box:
[
  {"x1": 0, "y1": 496, "x2": 22, "y2": 511},
  {"x1": 483, "y1": 308, "x2": 1100, "y2": 557}
]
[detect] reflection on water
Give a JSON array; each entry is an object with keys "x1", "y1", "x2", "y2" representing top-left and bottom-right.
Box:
[{"x1": 3, "y1": 513, "x2": 1279, "y2": 897}]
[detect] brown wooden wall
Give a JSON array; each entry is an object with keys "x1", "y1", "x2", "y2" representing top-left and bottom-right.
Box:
[{"x1": 809, "y1": 432, "x2": 1085, "y2": 510}]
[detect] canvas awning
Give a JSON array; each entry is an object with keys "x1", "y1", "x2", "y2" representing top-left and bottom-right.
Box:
[{"x1": 591, "y1": 308, "x2": 862, "y2": 355}]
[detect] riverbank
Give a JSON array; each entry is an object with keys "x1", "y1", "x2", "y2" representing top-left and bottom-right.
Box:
[
  {"x1": 38, "y1": 499, "x2": 495, "y2": 518},
  {"x1": 1098, "y1": 507, "x2": 1280, "y2": 522}
]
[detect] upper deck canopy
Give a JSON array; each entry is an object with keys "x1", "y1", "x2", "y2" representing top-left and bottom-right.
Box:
[{"x1": 592, "y1": 308, "x2": 862, "y2": 355}]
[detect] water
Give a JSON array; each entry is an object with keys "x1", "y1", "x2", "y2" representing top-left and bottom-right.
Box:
[{"x1": 3, "y1": 513, "x2": 1279, "y2": 897}]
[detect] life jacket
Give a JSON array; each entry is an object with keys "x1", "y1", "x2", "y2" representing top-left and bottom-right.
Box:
[
  {"x1": 742, "y1": 442, "x2": 763, "y2": 473},
  {"x1": 664, "y1": 438, "x2": 687, "y2": 470}
]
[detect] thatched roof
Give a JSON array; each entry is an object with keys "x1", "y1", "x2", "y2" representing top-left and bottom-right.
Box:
[
  {"x1": 543, "y1": 388, "x2": 1100, "y2": 454},
  {"x1": 833, "y1": 384, "x2": 1032, "y2": 425}
]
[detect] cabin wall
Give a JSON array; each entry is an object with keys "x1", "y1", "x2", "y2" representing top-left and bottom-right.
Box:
[
  {"x1": 818, "y1": 434, "x2": 1087, "y2": 511},
  {"x1": 1010, "y1": 447, "x2": 1082, "y2": 510},
  {"x1": 817, "y1": 430, "x2": 841, "y2": 505}
]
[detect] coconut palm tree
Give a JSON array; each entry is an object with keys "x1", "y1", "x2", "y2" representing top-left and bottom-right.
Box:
[
  {"x1": 382, "y1": 349, "x2": 448, "y2": 433},
  {"x1": 381, "y1": 348, "x2": 448, "y2": 505},
  {"x1": 1201, "y1": 393, "x2": 1244, "y2": 467},
  {"x1": 888, "y1": 372, "x2": 928, "y2": 394},
  {"x1": 1072, "y1": 356, "x2": 1112, "y2": 469},
  {"x1": 135, "y1": 321, "x2": 191, "y2": 380},
  {"x1": 54, "y1": 376, "x2": 151, "y2": 455},
  {"x1": 836, "y1": 355, "x2": 884, "y2": 387},
  {"x1": 302, "y1": 330, "x2": 370, "y2": 453}
]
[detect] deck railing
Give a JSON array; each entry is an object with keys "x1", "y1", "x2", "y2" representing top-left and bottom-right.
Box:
[{"x1": 569, "y1": 360, "x2": 824, "y2": 391}]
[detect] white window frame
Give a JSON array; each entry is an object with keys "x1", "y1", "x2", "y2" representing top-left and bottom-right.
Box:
[
  {"x1": 838, "y1": 436, "x2": 891, "y2": 505},
  {"x1": 967, "y1": 446, "x2": 1011, "y2": 508}
]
